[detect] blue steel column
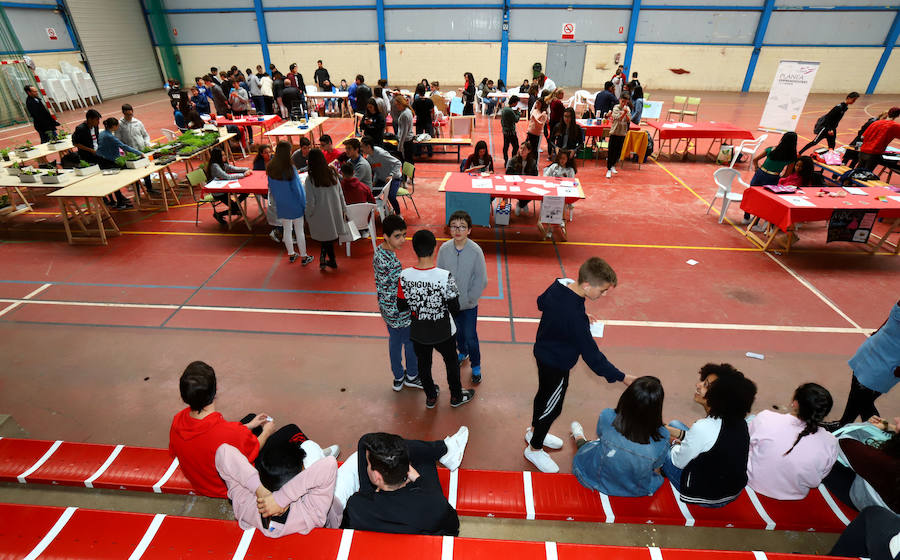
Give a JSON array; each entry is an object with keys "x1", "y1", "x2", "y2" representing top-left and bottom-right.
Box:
[
  {"x1": 376, "y1": 0, "x2": 387, "y2": 80},
  {"x1": 623, "y1": 0, "x2": 640, "y2": 71},
  {"x1": 253, "y1": 0, "x2": 271, "y2": 71},
  {"x1": 742, "y1": 0, "x2": 774, "y2": 93},
  {"x1": 867, "y1": 9, "x2": 900, "y2": 94},
  {"x1": 499, "y1": 0, "x2": 510, "y2": 83}
]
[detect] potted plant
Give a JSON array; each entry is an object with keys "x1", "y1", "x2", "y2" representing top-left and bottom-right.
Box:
[
  {"x1": 40, "y1": 168, "x2": 68, "y2": 184},
  {"x1": 8, "y1": 161, "x2": 23, "y2": 176},
  {"x1": 49, "y1": 129, "x2": 70, "y2": 145},
  {"x1": 0, "y1": 148, "x2": 10, "y2": 162},
  {"x1": 18, "y1": 168, "x2": 39, "y2": 183},
  {"x1": 74, "y1": 159, "x2": 100, "y2": 176},
  {"x1": 123, "y1": 152, "x2": 149, "y2": 169},
  {"x1": 15, "y1": 140, "x2": 36, "y2": 158}
]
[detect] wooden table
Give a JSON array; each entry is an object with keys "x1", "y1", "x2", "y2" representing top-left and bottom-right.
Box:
[
  {"x1": 263, "y1": 118, "x2": 330, "y2": 145},
  {"x1": 740, "y1": 185, "x2": 900, "y2": 254},
  {"x1": 813, "y1": 160, "x2": 894, "y2": 189},
  {"x1": 0, "y1": 170, "x2": 88, "y2": 220},
  {"x1": 414, "y1": 138, "x2": 472, "y2": 162},
  {"x1": 438, "y1": 171, "x2": 584, "y2": 239},
  {"x1": 1, "y1": 139, "x2": 75, "y2": 168}
]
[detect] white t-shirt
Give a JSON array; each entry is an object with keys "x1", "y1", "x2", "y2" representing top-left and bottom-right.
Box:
[{"x1": 670, "y1": 417, "x2": 721, "y2": 469}]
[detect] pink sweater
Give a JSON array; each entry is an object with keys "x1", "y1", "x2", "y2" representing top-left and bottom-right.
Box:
[{"x1": 215, "y1": 444, "x2": 337, "y2": 537}]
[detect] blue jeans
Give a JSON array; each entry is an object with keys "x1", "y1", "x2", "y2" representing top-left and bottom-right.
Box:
[
  {"x1": 455, "y1": 307, "x2": 480, "y2": 367},
  {"x1": 662, "y1": 419, "x2": 690, "y2": 491},
  {"x1": 387, "y1": 324, "x2": 418, "y2": 380}
]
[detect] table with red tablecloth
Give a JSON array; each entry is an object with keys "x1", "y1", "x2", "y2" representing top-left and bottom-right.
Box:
[
  {"x1": 647, "y1": 121, "x2": 755, "y2": 159},
  {"x1": 576, "y1": 118, "x2": 641, "y2": 139},
  {"x1": 200, "y1": 170, "x2": 293, "y2": 231},
  {"x1": 439, "y1": 171, "x2": 584, "y2": 238},
  {"x1": 740, "y1": 185, "x2": 900, "y2": 253}
]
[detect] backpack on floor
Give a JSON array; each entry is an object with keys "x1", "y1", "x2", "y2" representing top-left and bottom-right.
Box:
[{"x1": 644, "y1": 132, "x2": 654, "y2": 162}]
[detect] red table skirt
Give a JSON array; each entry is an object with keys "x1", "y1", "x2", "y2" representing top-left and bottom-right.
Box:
[
  {"x1": 740, "y1": 186, "x2": 900, "y2": 232},
  {"x1": 200, "y1": 170, "x2": 269, "y2": 196},
  {"x1": 649, "y1": 121, "x2": 754, "y2": 141}
]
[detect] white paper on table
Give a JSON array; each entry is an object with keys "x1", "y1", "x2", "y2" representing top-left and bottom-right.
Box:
[
  {"x1": 524, "y1": 178, "x2": 546, "y2": 185},
  {"x1": 889, "y1": 196, "x2": 900, "y2": 203},
  {"x1": 509, "y1": 186, "x2": 521, "y2": 192},
  {"x1": 494, "y1": 184, "x2": 507, "y2": 192},
  {"x1": 506, "y1": 175, "x2": 523, "y2": 182},
  {"x1": 590, "y1": 321, "x2": 605, "y2": 338},
  {"x1": 782, "y1": 195, "x2": 816, "y2": 207},
  {"x1": 557, "y1": 186, "x2": 580, "y2": 197},
  {"x1": 471, "y1": 178, "x2": 493, "y2": 189},
  {"x1": 559, "y1": 180, "x2": 575, "y2": 187},
  {"x1": 527, "y1": 186, "x2": 550, "y2": 196},
  {"x1": 205, "y1": 179, "x2": 240, "y2": 190},
  {"x1": 842, "y1": 186, "x2": 867, "y2": 195}
]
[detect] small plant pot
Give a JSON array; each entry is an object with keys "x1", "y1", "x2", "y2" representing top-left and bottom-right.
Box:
[
  {"x1": 6, "y1": 167, "x2": 20, "y2": 176},
  {"x1": 1, "y1": 154, "x2": 10, "y2": 162},
  {"x1": 15, "y1": 149, "x2": 35, "y2": 158},
  {"x1": 19, "y1": 174, "x2": 38, "y2": 183},
  {"x1": 125, "y1": 158, "x2": 150, "y2": 169},
  {"x1": 75, "y1": 164, "x2": 100, "y2": 176},
  {"x1": 40, "y1": 173, "x2": 68, "y2": 184}
]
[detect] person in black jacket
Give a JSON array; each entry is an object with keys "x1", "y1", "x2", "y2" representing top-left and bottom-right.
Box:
[
  {"x1": 339, "y1": 429, "x2": 468, "y2": 535},
  {"x1": 799, "y1": 92, "x2": 859, "y2": 154},
  {"x1": 593, "y1": 81, "x2": 618, "y2": 118},
  {"x1": 72, "y1": 109, "x2": 102, "y2": 164},
  {"x1": 24, "y1": 85, "x2": 58, "y2": 142}
]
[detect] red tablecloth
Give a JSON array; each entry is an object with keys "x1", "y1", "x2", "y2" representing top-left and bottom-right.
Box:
[
  {"x1": 576, "y1": 119, "x2": 641, "y2": 138},
  {"x1": 215, "y1": 115, "x2": 281, "y2": 128},
  {"x1": 647, "y1": 121, "x2": 754, "y2": 141},
  {"x1": 442, "y1": 172, "x2": 584, "y2": 203},
  {"x1": 201, "y1": 171, "x2": 271, "y2": 196},
  {"x1": 740, "y1": 186, "x2": 900, "y2": 232}
]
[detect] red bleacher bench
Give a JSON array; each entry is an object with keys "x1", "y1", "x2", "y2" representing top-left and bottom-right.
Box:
[
  {"x1": 0, "y1": 437, "x2": 856, "y2": 533},
  {"x1": 0, "y1": 503, "x2": 853, "y2": 560}
]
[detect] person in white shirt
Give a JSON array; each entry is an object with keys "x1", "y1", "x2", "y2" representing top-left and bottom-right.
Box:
[
  {"x1": 539, "y1": 74, "x2": 556, "y2": 97},
  {"x1": 248, "y1": 66, "x2": 264, "y2": 113},
  {"x1": 260, "y1": 72, "x2": 275, "y2": 115},
  {"x1": 116, "y1": 103, "x2": 154, "y2": 193}
]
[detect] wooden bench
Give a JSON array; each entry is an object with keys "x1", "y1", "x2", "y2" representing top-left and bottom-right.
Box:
[
  {"x1": 0, "y1": 437, "x2": 856, "y2": 533},
  {"x1": 812, "y1": 160, "x2": 894, "y2": 189},
  {"x1": 0, "y1": 503, "x2": 853, "y2": 560}
]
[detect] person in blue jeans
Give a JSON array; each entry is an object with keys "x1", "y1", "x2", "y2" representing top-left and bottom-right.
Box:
[
  {"x1": 436, "y1": 211, "x2": 488, "y2": 384},
  {"x1": 570, "y1": 376, "x2": 670, "y2": 496},
  {"x1": 373, "y1": 214, "x2": 421, "y2": 392}
]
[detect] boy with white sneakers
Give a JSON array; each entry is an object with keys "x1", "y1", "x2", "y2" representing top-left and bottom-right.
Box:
[{"x1": 524, "y1": 257, "x2": 635, "y2": 473}]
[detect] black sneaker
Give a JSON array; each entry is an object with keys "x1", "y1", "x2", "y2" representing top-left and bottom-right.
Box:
[
  {"x1": 426, "y1": 386, "x2": 441, "y2": 409},
  {"x1": 404, "y1": 376, "x2": 424, "y2": 389},
  {"x1": 289, "y1": 254, "x2": 298, "y2": 264},
  {"x1": 301, "y1": 255, "x2": 314, "y2": 266},
  {"x1": 450, "y1": 389, "x2": 476, "y2": 408},
  {"x1": 392, "y1": 378, "x2": 404, "y2": 392}
]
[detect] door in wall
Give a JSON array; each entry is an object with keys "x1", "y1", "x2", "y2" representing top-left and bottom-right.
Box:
[{"x1": 545, "y1": 43, "x2": 585, "y2": 89}]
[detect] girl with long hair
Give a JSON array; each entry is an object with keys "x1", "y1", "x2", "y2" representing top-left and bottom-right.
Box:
[
  {"x1": 745, "y1": 131, "x2": 798, "y2": 224},
  {"x1": 570, "y1": 376, "x2": 670, "y2": 496},
  {"x1": 543, "y1": 150, "x2": 576, "y2": 178},
  {"x1": 361, "y1": 98, "x2": 385, "y2": 146},
  {"x1": 266, "y1": 141, "x2": 313, "y2": 265},
  {"x1": 463, "y1": 140, "x2": 494, "y2": 173},
  {"x1": 460, "y1": 72, "x2": 476, "y2": 116},
  {"x1": 527, "y1": 98, "x2": 548, "y2": 155},
  {"x1": 304, "y1": 149, "x2": 348, "y2": 270},
  {"x1": 205, "y1": 147, "x2": 250, "y2": 226},
  {"x1": 747, "y1": 383, "x2": 837, "y2": 499},
  {"x1": 551, "y1": 108, "x2": 584, "y2": 155}
]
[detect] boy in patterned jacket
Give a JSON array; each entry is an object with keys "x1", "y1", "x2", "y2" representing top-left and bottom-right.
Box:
[
  {"x1": 397, "y1": 230, "x2": 476, "y2": 409},
  {"x1": 373, "y1": 215, "x2": 422, "y2": 392}
]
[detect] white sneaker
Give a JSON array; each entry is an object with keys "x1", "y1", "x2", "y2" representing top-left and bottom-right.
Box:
[
  {"x1": 439, "y1": 426, "x2": 469, "y2": 471},
  {"x1": 514, "y1": 205, "x2": 521, "y2": 216},
  {"x1": 524, "y1": 446, "x2": 559, "y2": 473},
  {"x1": 611, "y1": 167, "x2": 618, "y2": 174},
  {"x1": 323, "y1": 444, "x2": 340, "y2": 459},
  {"x1": 524, "y1": 428, "x2": 563, "y2": 450},
  {"x1": 571, "y1": 421, "x2": 585, "y2": 441},
  {"x1": 605, "y1": 170, "x2": 612, "y2": 178}
]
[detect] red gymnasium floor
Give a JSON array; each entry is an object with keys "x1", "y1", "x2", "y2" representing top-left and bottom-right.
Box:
[{"x1": 0, "y1": 89, "x2": 898, "y2": 473}]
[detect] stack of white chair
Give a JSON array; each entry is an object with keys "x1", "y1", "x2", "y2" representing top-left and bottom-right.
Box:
[
  {"x1": 47, "y1": 68, "x2": 85, "y2": 109},
  {"x1": 35, "y1": 67, "x2": 71, "y2": 112},
  {"x1": 60, "y1": 61, "x2": 100, "y2": 105}
]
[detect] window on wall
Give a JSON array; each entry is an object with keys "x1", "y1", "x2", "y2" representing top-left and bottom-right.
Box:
[
  {"x1": 167, "y1": 13, "x2": 259, "y2": 44},
  {"x1": 385, "y1": 9, "x2": 502, "y2": 42},
  {"x1": 4, "y1": 8, "x2": 75, "y2": 52},
  {"x1": 637, "y1": 10, "x2": 760, "y2": 44},
  {"x1": 509, "y1": 9, "x2": 631, "y2": 42},
  {"x1": 764, "y1": 11, "x2": 891, "y2": 45},
  {"x1": 265, "y1": 11, "x2": 378, "y2": 42}
]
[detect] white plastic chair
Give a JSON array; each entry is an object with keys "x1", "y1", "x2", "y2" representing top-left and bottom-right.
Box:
[
  {"x1": 161, "y1": 128, "x2": 179, "y2": 142},
  {"x1": 730, "y1": 134, "x2": 768, "y2": 169},
  {"x1": 59, "y1": 76, "x2": 85, "y2": 109},
  {"x1": 706, "y1": 167, "x2": 748, "y2": 224},
  {"x1": 344, "y1": 202, "x2": 377, "y2": 256},
  {"x1": 43, "y1": 78, "x2": 72, "y2": 111},
  {"x1": 79, "y1": 73, "x2": 100, "y2": 103}
]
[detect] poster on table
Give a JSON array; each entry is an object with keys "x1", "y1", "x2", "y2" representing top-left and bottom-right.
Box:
[
  {"x1": 827, "y1": 209, "x2": 878, "y2": 243},
  {"x1": 758, "y1": 60, "x2": 820, "y2": 133},
  {"x1": 540, "y1": 196, "x2": 565, "y2": 225}
]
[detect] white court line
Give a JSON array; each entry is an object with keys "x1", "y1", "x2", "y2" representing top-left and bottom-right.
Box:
[
  {"x1": 745, "y1": 487, "x2": 776, "y2": 530},
  {"x1": 17, "y1": 439, "x2": 62, "y2": 483},
  {"x1": 0, "y1": 297, "x2": 874, "y2": 334},
  {"x1": 545, "y1": 541, "x2": 558, "y2": 560},
  {"x1": 441, "y1": 535, "x2": 454, "y2": 560},
  {"x1": 127, "y1": 513, "x2": 165, "y2": 560},
  {"x1": 84, "y1": 444, "x2": 124, "y2": 488},
  {"x1": 448, "y1": 469, "x2": 459, "y2": 509},
  {"x1": 818, "y1": 484, "x2": 851, "y2": 526},
  {"x1": 0, "y1": 283, "x2": 51, "y2": 318},
  {"x1": 598, "y1": 492, "x2": 615, "y2": 524},
  {"x1": 231, "y1": 528, "x2": 255, "y2": 560},
  {"x1": 764, "y1": 253, "x2": 862, "y2": 330},
  {"x1": 523, "y1": 471, "x2": 536, "y2": 520},
  {"x1": 152, "y1": 458, "x2": 179, "y2": 493},
  {"x1": 336, "y1": 529, "x2": 354, "y2": 560},
  {"x1": 23, "y1": 506, "x2": 77, "y2": 560}
]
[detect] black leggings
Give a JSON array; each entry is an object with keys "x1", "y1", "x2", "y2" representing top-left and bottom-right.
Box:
[
  {"x1": 503, "y1": 131, "x2": 519, "y2": 163},
  {"x1": 530, "y1": 360, "x2": 570, "y2": 449},
  {"x1": 838, "y1": 374, "x2": 882, "y2": 426},
  {"x1": 413, "y1": 336, "x2": 462, "y2": 402},
  {"x1": 829, "y1": 505, "x2": 900, "y2": 559},
  {"x1": 319, "y1": 239, "x2": 336, "y2": 263},
  {"x1": 799, "y1": 128, "x2": 836, "y2": 154},
  {"x1": 607, "y1": 134, "x2": 626, "y2": 170}
]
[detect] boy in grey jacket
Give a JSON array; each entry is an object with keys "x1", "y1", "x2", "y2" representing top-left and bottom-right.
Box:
[{"x1": 436, "y1": 211, "x2": 488, "y2": 384}]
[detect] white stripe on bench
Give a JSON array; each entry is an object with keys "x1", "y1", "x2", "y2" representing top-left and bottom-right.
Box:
[
  {"x1": 669, "y1": 482, "x2": 695, "y2": 527},
  {"x1": 745, "y1": 487, "x2": 776, "y2": 530},
  {"x1": 152, "y1": 458, "x2": 179, "y2": 493},
  {"x1": 599, "y1": 491, "x2": 615, "y2": 524},
  {"x1": 127, "y1": 513, "x2": 165, "y2": 560},
  {"x1": 336, "y1": 529, "x2": 354, "y2": 560},
  {"x1": 231, "y1": 528, "x2": 255, "y2": 560},
  {"x1": 753, "y1": 551, "x2": 768, "y2": 560},
  {"x1": 818, "y1": 484, "x2": 851, "y2": 526},
  {"x1": 23, "y1": 506, "x2": 76, "y2": 560},
  {"x1": 545, "y1": 541, "x2": 558, "y2": 560},
  {"x1": 84, "y1": 444, "x2": 124, "y2": 488},
  {"x1": 17, "y1": 440, "x2": 62, "y2": 483},
  {"x1": 523, "y1": 471, "x2": 535, "y2": 520},
  {"x1": 448, "y1": 469, "x2": 459, "y2": 509},
  {"x1": 441, "y1": 535, "x2": 454, "y2": 560},
  {"x1": 649, "y1": 546, "x2": 664, "y2": 560}
]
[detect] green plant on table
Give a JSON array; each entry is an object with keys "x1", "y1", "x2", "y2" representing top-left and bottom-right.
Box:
[
  {"x1": 20, "y1": 168, "x2": 38, "y2": 175},
  {"x1": 124, "y1": 152, "x2": 143, "y2": 161},
  {"x1": 76, "y1": 160, "x2": 92, "y2": 168},
  {"x1": 45, "y1": 169, "x2": 61, "y2": 176},
  {"x1": 177, "y1": 146, "x2": 198, "y2": 156},
  {"x1": 11, "y1": 161, "x2": 23, "y2": 169},
  {"x1": 56, "y1": 129, "x2": 69, "y2": 140},
  {"x1": 114, "y1": 155, "x2": 126, "y2": 168}
]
